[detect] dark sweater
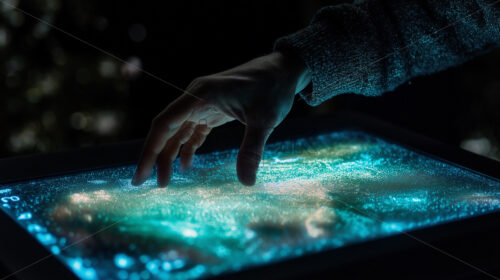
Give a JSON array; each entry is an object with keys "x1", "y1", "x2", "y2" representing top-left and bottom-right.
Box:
[{"x1": 275, "y1": 0, "x2": 500, "y2": 106}]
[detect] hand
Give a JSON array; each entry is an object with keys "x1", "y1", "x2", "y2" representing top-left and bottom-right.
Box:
[{"x1": 132, "y1": 51, "x2": 311, "y2": 187}]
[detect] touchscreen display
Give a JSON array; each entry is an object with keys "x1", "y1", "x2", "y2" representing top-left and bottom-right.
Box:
[{"x1": 1, "y1": 130, "x2": 500, "y2": 280}]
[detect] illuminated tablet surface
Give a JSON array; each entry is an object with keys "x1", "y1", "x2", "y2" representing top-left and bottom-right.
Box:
[{"x1": 2, "y1": 130, "x2": 500, "y2": 280}]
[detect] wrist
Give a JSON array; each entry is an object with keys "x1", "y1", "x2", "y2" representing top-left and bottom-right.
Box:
[
  {"x1": 294, "y1": 64, "x2": 312, "y2": 95},
  {"x1": 274, "y1": 51, "x2": 311, "y2": 95}
]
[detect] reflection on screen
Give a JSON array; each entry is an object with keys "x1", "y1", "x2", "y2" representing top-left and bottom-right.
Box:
[{"x1": 1, "y1": 131, "x2": 500, "y2": 280}]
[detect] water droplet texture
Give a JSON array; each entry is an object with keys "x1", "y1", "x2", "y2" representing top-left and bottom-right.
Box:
[{"x1": 2, "y1": 130, "x2": 500, "y2": 279}]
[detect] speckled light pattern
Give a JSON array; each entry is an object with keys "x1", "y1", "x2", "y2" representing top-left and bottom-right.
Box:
[{"x1": 1, "y1": 131, "x2": 500, "y2": 280}]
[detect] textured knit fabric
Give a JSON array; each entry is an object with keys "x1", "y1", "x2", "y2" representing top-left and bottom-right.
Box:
[{"x1": 274, "y1": 0, "x2": 500, "y2": 106}]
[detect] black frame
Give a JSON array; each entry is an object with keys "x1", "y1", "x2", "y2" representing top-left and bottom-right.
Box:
[{"x1": 1, "y1": 111, "x2": 500, "y2": 280}]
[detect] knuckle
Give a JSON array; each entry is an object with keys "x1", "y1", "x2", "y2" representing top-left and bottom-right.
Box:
[
  {"x1": 200, "y1": 125, "x2": 212, "y2": 135},
  {"x1": 189, "y1": 76, "x2": 206, "y2": 86},
  {"x1": 179, "y1": 131, "x2": 194, "y2": 144},
  {"x1": 180, "y1": 148, "x2": 195, "y2": 157},
  {"x1": 192, "y1": 133, "x2": 207, "y2": 145},
  {"x1": 151, "y1": 116, "x2": 163, "y2": 128},
  {"x1": 198, "y1": 118, "x2": 208, "y2": 127},
  {"x1": 152, "y1": 119, "x2": 170, "y2": 132},
  {"x1": 188, "y1": 76, "x2": 207, "y2": 90},
  {"x1": 239, "y1": 150, "x2": 262, "y2": 166},
  {"x1": 190, "y1": 141, "x2": 202, "y2": 149},
  {"x1": 187, "y1": 76, "x2": 216, "y2": 98},
  {"x1": 168, "y1": 138, "x2": 182, "y2": 148},
  {"x1": 184, "y1": 139, "x2": 199, "y2": 150},
  {"x1": 152, "y1": 115, "x2": 176, "y2": 131}
]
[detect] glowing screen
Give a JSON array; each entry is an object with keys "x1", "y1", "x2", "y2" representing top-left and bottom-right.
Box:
[{"x1": 1, "y1": 131, "x2": 500, "y2": 280}]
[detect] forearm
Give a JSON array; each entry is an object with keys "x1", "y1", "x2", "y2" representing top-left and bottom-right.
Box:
[{"x1": 275, "y1": 0, "x2": 500, "y2": 106}]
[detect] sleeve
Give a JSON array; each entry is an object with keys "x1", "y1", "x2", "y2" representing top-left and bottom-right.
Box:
[{"x1": 274, "y1": 0, "x2": 500, "y2": 106}]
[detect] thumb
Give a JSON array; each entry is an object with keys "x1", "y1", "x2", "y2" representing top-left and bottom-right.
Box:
[{"x1": 237, "y1": 126, "x2": 274, "y2": 186}]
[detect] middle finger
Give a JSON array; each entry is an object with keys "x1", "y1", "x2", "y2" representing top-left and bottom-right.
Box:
[{"x1": 157, "y1": 121, "x2": 196, "y2": 186}]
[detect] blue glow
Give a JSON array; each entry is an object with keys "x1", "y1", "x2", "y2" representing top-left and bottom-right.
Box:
[
  {"x1": 272, "y1": 156, "x2": 301, "y2": 163},
  {"x1": 68, "y1": 258, "x2": 97, "y2": 280},
  {"x1": 0, "y1": 188, "x2": 11, "y2": 194},
  {"x1": 161, "y1": 261, "x2": 172, "y2": 271},
  {"x1": 27, "y1": 224, "x2": 44, "y2": 233},
  {"x1": 117, "y1": 270, "x2": 128, "y2": 280},
  {"x1": 69, "y1": 258, "x2": 83, "y2": 271},
  {"x1": 145, "y1": 260, "x2": 160, "y2": 274},
  {"x1": 114, "y1": 254, "x2": 135, "y2": 269},
  {"x1": 51, "y1": 245, "x2": 61, "y2": 255},
  {"x1": 88, "y1": 180, "x2": 107, "y2": 184},
  {"x1": 172, "y1": 259, "x2": 186, "y2": 270},
  {"x1": 36, "y1": 233, "x2": 56, "y2": 245},
  {"x1": 2, "y1": 130, "x2": 500, "y2": 280},
  {"x1": 82, "y1": 268, "x2": 97, "y2": 280},
  {"x1": 17, "y1": 212, "x2": 32, "y2": 220},
  {"x1": 1, "y1": 196, "x2": 19, "y2": 203},
  {"x1": 139, "y1": 255, "x2": 149, "y2": 263},
  {"x1": 181, "y1": 228, "x2": 198, "y2": 238}
]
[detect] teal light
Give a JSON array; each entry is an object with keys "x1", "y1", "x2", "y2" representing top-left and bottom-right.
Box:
[
  {"x1": 51, "y1": 245, "x2": 61, "y2": 255},
  {"x1": 114, "y1": 254, "x2": 135, "y2": 269},
  {"x1": 36, "y1": 233, "x2": 56, "y2": 245},
  {"x1": 17, "y1": 212, "x2": 32, "y2": 220},
  {"x1": 2, "y1": 130, "x2": 500, "y2": 280}
]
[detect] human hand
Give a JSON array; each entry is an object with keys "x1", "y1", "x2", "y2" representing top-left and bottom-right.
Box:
[{"x1": 132, "y1": 51, "x2": 311, "y2": 187}]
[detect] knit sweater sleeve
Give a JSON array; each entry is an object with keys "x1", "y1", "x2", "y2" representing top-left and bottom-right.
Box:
[{"x1": 274, "y1": 0, "x2": 500, "y2": 106}]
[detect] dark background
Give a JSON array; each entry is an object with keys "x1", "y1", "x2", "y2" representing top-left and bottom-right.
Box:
[{"x1": 1, "y1": 0, "x2": 499, "y2": 160}]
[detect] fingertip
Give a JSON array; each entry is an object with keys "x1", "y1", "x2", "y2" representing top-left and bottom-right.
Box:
[
  {"x1": 157, "y1": 174, "x2": 169, "y2": 188},
  {"x1": 237, "y1": 171, "x2": 256, "y2": 186},
  {"x1": 179, "y1": 156, "x2": 193, "y2": 172},
  {"x1": 132, "y1": 171, "x2": 145, "y2": 186},
  {"x1": 157, "y1": 163, "x2": 172, "y2": 188},
  {"x1": 179, "y1": 164, "x2": 188, "y2": 172},
  {"x1": 131, "y1": 177, "x2": 140, "y2": 186},
  {"x1": 236, "y1": 156, "x2": 259, "y2": 186},
  {"x1": 236, "y1": 126, "x2": 273, "y2": 187},
  {"x1": 157, "y1": 178, "x2": 169, "y2": 188}
]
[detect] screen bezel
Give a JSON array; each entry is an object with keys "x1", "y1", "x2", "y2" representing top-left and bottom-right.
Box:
[{"x1": 1, "y1": 111, "x2": 500, "y2": 279}]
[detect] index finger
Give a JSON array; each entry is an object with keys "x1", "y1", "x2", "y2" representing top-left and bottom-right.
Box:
[{"x1": 132, "y1": 94, "x2": 198, "y2": 185}]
